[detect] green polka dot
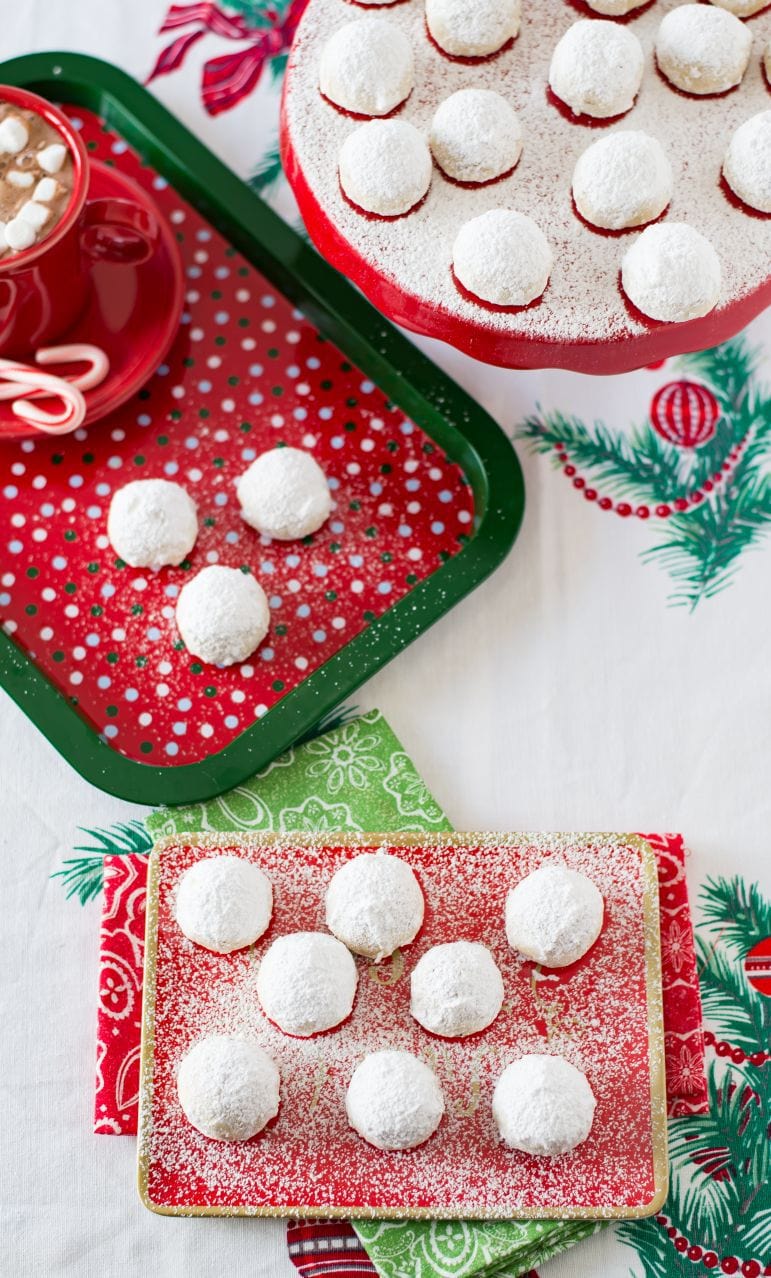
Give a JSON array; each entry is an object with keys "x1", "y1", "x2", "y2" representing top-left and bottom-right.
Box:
[
  {"x1": 26, "y1": 567, "x2": 38, "y2": 579},
  {"x1": 82, "y1": 452, "x2": 94, "y2": 464},
  {"x1": 272, "y1": 679, "x2": 285, "y2": 692},
  {"x1": 190, "y1": 661, "x2": 203, "y2": 674},
  {"x1": 64, "y1": 581, "x2": 77, "y2": 594},
  {"x1": 215, "y1": 336, "x2": 226, "y2": 346},
  {"x1": 115, "y1": 558, "x2": 126, "y2": 569},
  {"x1": 271, "y1": 386, "x2": 283, "y2": 397},
  {"x1": 52, "y1": 454, "x2": 63, "y2": 465},
  {"x1": 422, "y1": 442, "x2": 435, "y2": 455},
  {"x1": 133, "y1": 655, "x2": 146, "y2": 667},
  {"x1": 52, "y1": 651, "x2": 65, "y2": 663},
  {"x1": 106, "y1": 705, "x2": 118, "y2": 718},
  {"x1": 140, "y1": 741, "x2": 153, "y2": 755},
  {"x1": 204, "y1": 686, "x2": 217, "y2": 698},
  {"x1": 344, "y1": 421, "x2": 356, "y2": 433},
  {"x1": 237, "y1": 317, "x2": 249, "y2": 328},
  {"x1": 406, "y1": 573, "x2": 418, "y2": 585},
  {"x1": 25, "y1": 604, "x2": 36, "y2": 616},
  {"x1": 199, "y1": 408, "x2": 210, "y2": 419},
  {"x1": 380, "y1": 463, "x2": 392, "y2": 475},
  {"x1": 240, "y1": 422, "x2": 252, "y2": 433},
  {"x1": 275, "y1": 623, "x2": 288, "y2": 636},
  {"x1": 170, "y1": 411, "x2": 182, "y2": 422},
  {"x1": 131, "y1": 604, "x2": 143, "y2": 616},
  {"x1": 138, "y1": 389, "x2": 150, "y2": 401},
  {"x1": 108, "y1": 652, "x2": 120, "y2": 664},
  {"x1": 91, "y1": 605, "x2": 103, "y2": 617},
  {"x1": 227, "y1": 375, "x2": 239, "y2": 387},
  {"x1": 386, "y1": 440, "x2": 398, "y2": 453},
  {"x1": 329, "y1": 542, "x2": 341, "y2": 553},
  {"x1": 64, "y1": 529, "x2": 77, "y2": 542},
  {"x1": 363, "y1": 610, "x2": 376, "y2": 622},
  {"x1": 211, "y1": 290, "x2": 222, "y2": 300},
  {"x1": 349, "y1": 500, "x2": 361, "y2": 512},
  {"x1": 157, "y1": 435, "x2": 168, "y2": 446},
  {"x1": 321, "y1": 379, "x2": 333, "y2": 391},
  {"x1": 439, "y1": 550, "x2": 451, "y2": 563},
  {"x1": 325, "y1": 590, "x2": 337, "y2": 601},
  {"x1": 380, "y1": 552, "x2": 392, "y2": 564},
  {"x1": 346, "y1": 397, "x2": 358, "y2": 408},
  {"x1": 213, "y1": 457, "x2": 224, "y2": 468},
  {"x1": 87, "y1": 562, "x2": 100, "y2": 574},
  {"x1": 204, "y1": 517, "x2": 216, "y2": 527},
  {"x1": 267, "y1": 348, "x2": 279, "y2": 359},
  {"x1": 134, "y1": 455, "x2": 145, "y2": 466},
  {"x1": 365, "y1": 526, "x2": 377, "y2": 538}
]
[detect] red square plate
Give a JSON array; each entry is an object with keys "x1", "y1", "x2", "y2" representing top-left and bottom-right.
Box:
[{"x1": 138, "y1": 833, "x2": 667, "y2": 1219}]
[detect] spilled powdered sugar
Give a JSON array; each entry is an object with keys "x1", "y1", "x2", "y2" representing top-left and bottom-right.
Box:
[
  {"x1": 139, "y1": 833, "x2": 665, "y2": 1217},
  {"x1": 284, "y1": 0, "x2": 771, "y2": 343}
]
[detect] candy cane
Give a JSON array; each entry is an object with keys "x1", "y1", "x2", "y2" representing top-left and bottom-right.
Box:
[
  {"x1": 0, "y1": 358, "x2": 86, "y2": 434},
  {"x1": 35, "y1": 343, "x2": 110, "y2": 391}
]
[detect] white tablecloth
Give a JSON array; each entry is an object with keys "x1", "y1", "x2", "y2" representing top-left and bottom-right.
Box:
[{"x1": 2, "y1": 3, "x2": 769, "y2": 1276}]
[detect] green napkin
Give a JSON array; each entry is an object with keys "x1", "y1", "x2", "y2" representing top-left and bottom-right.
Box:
[{"x1": 146, "y1": 708, "x2": 599, "y2": 1278}]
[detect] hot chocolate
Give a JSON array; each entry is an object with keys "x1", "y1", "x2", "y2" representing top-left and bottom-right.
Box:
[{"x1": 0, "y1": 102, "x2": 74, "y2": 256}]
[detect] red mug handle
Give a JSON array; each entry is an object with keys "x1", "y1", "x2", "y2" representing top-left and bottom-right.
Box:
[{"x1": 81, "y1": 197, "x2": 159, "y2": 266}]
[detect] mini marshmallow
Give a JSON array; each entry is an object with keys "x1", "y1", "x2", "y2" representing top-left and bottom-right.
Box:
[
  {"x1": 7, "y1": 170, "x2": 33, "y2": 189},
  {"x1": 18, "y1": 201, "x2": 50, "y2": 231},
  {"x1": 33, "y1": 177, "x2": 57, "y2": 202},
  {"x1": 0, "y1": 116, "x2": 30, "y2": 154},
  {"x1": 37, "y1": 143, "x2": 67, "y2": 174},
  {"x1": 5, "y1": 216, "x2": 36, "y2": 251}
]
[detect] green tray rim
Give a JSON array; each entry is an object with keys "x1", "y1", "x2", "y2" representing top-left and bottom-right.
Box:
[{"x1": 0, "y1": 52, "x2": 524, "y2": 806}]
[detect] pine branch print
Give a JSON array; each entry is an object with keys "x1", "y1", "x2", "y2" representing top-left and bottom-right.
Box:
[
  {"x1": 52, "y1": 820, "x2": 152, "y2": 905},
  {"x1": 249, "y1": 138, "x2": 283, "y2": 194},
  {"x1": 696, "y1": 937, "x2": 769, "y2": 1055},
  {"x1": 700, "y1": 875, "x2": 771, "y2": 955}
]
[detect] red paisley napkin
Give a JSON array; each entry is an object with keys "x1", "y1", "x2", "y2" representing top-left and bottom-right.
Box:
[{"x1": 93, "y1": 831, "x2": 707, "y2": 1134}]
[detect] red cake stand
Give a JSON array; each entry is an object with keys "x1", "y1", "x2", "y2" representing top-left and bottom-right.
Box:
[{"x1": 280, "y1": 0, "x2": 771, "y2": 375}]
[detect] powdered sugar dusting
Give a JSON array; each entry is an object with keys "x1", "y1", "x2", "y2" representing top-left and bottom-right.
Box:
[
  {"x1": 284, "y1": 0, "x2": 771, "y2": 343},
  {"x1": 139, "y1": 832, "x2": 665, "y2": 1218}
]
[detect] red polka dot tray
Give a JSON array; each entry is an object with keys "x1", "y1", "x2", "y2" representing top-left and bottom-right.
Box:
[
  {"x1": 0, "y1": 54, "x2": 522, "y2": 805},
  {"x1": 138, "y1": 832, "x2": 667, "y2": 1219}
]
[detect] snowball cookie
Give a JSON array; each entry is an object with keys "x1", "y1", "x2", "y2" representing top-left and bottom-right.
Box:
[
  {"x1": 256, "y1": 931, "x2": 358, "y2": 1036},
  {"x1": 430, "y1": 89, "x2": 522, "y2": 185},
  {"x1": 325, "y1": 851, "x2": 424, "y2": 961},
  {"x1": 175, "y1": 565, "x2": 270, "y2": 666},
  {"x1": 410, "y1": 941, "x2": 504, "y2": 1038},
  {"x1": 177, "y1": 1035, "x2": 280, "y2": 1141},
  {"x1": 426, "y1": 0, "x2": 521, "y2": 59},
  {"x1": 709, "y1": 0, "x2": 768, "y2": 20},
  {"x1": 621, "y1": 222, "x2": 721, "y2": 323},
  {"x1": 453, "y1": 209, "x2": 552, "y2": 307},
  {"x1": 236, "y1": 446, "x2": 332, "y2": 541},
  {"x1": 175, "y1": 856, "x2": 273, "y2": 954},
  {"x1": 549, "y1": 21, "x2": 644, "y2": 119},
  {"x1": 572, "y1": 131, "x2": 673, "y2": 231},
  {"x1": 582, "y1": 0, "x2": 649, "y2": 13},
  {"x1": 319, "y1": 18, "x2": 413, "y2": 117},
  {"x1": 493, "y1": 1055, "x2": 596, "y2": 1156},
  {"x1": 346, "y1": 1050, "x2": 445, "y2": 1150},
  {"x1": 107, "y1": 479, "x2": 197, "y2": 570},
  {"x1": 339, "y1": 119, "x2": 432, "y2": 216},
  {"x1": 505, "y1": 863, "x2": 604, "y2": 968},
  {"x1": 724, "y1": 111, "x2": 771, "y2": 214},
  {"x1": 655, "y1": 5, "x2": 751, "y2": 97}
]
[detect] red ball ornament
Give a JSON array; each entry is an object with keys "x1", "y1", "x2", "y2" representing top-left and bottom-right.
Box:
[
  {"x1": 650, "y1": 381, "x2": 720, "y2": 449},
  {"x1": 744, "y1": 937, "x2": 771, "y2": 998},
  {"x1": 742, "y1": 1262, "x2": 761, "y2": 1278},
  {"x1": 722, "y1": 1258, "x2": 739, "y2": 1275},
  {"x1": 703, "y1": 1253, "x2": 719, "y2": 1269}
]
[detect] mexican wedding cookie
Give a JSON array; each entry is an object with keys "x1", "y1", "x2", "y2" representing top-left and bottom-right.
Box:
[
  {"x1": 346, "y1": 1050, "x2": 445, "y2": 1150},
  {"x1": 256, "y1": 931, "x2": 358, "y2": 1036},
  {"x1": 175, "y1": 856, "x2": 273, "y2": 954},
  {"x1": 319, "y1": 18, "x2": 413, "y2": 117},
  {"x1": 425, "y1": 0, "x2": 521, "y2": 59},
  {"x1": 505, "y1": 863, "x2": 604, "y2": 968},
  {"x1": 549, "y1": 21, "x2": 644, "y2": 120},
  {"x1": 236, "y1": 446, "x2": 331, "y2": 540},
  {"x1": 453, "y1": 210, "x2": 552, "y2": 307},
  {"x1": 493, "y1": 1055, "x2": 596, "y2": 1156},
  {"x1": 430, "y1": 90, "x2": 522, "y2": 185},
  {"x1": 339, "y1": 120, "x2": 431, "y2": 216},
  {"x1": 177, "y1": 1036, "x2": 280, "y2": 1141},
  {"x1": 410, "y1": 941, "x2": 504, "y2": 1038},
  {"x1": 582, "y1": 0, "x2": 649, "y2": 13},
  {"x1": 723, "y1": 112, "x2": 771, "y2": 214},
  {"x1": 107, "y1": 479, "x2": 197, "y2": 570},
  {"x1": 175, "y1": 565, "x2": 270, "y2": 665},
  {"x1": 621, "y1": 222, "x2": 721, "y2": 323},
  {"x1": 655, "y1": 5, "x2": 751, "y2": 97},
  {"x1": 711, "y1": 0, "x2": 769, "y2": 14},
  {"x1": 325, "y1": 851, "x2": 424, "y2": 961},
  {"x1": 573, "y1": 132, "x2": 673, "y2": 231}
]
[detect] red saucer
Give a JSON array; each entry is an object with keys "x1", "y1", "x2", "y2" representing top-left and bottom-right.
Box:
[{"x1": 0, "y1": 160, "x2": 184, "y2": 440}]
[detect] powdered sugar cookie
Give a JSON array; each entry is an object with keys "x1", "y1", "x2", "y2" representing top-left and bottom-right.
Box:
[
  {"x1": 621, "y1": 222, "x2": 721, "y2": 323},
  {"x1": 583, "y1": 0, "x2": 649, "y2": 13},
  {"x1": 708, "y1": 0, "x2": 768, "y2": 16},
  {"x1": 493, "y1": 1055, "x2": 596, "y2": 1156},
  {"x1": 430, "y1": 89, "x2": 522, "y2": 184},
  {"x1": 177, "y1": 1036, "x2": 280, "y2": 1141},
  {"x1": 655, "y1": 5, "x2": 751, "y2": 97},
  {"x1": 573, "y1": 131, "x2": 673, "y2": 231},
  {"x1": 346, "y1": 1050, "x2": 445, "y2": 1150},
  {"x1": 453, "y1": 209, "x2": 552, "y2": 307},
  {"x1": 175, "y1": 856, "x2": 273, "y2": 954},
  {"x1": 325, "y1": 850, "x2": 424, "y2": 961},
  {"x1": 548, "y1": 20, "x2": 644, "y2": 119},
  {"x1": 319, "y1": 18, "x2": 414, "y2": 117},
  {"x1": 410, "y1": 941, "x2": 504, "y2": 1037},
  {"x1": 257, "y1": 932, "x2": 358, "y2": 1036},
  {"x1": 339, "y1": 119, "x2": 432, "y2": 215},
  {"x1": 505, "y1": 863, "x2": 604, "y2": 967},
  {"x1": 175, "y1": 565, "x2": 270, "y2": 666},
  {"x1": 236, "y1": 446, "x2": 331, "y2": 540},
  {"x1": 724, "y1": 111, "x2": 771, "y2": 214},
  {"x1": 426, "y1": 0, "x2": 521, "y2": 59},
  {"x1": 107, "y1": 478, "x2": 197, "y2": 570}
]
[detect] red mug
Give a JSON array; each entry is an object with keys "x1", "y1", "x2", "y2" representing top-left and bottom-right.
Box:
[{"x1": 0, "y1": 86, "x2": 159, "y2": 358}]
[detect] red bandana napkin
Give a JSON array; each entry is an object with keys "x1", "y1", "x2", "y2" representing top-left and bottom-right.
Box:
[{"x1": 94, "y1": 830, "x2": 707, "y2": 1135}]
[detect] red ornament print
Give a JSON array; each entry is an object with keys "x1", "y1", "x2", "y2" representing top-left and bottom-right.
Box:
[
  {"x1": 744, "y1": 937, "x2": 771, "y2": 998},
  {"x1": 650, "y1": 380, "x2": 721, "y2": 449}
]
